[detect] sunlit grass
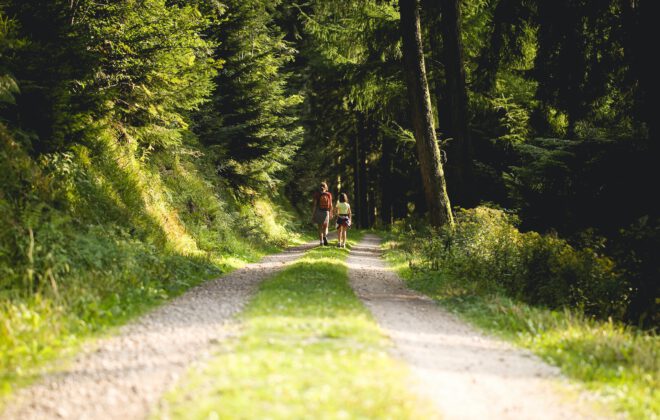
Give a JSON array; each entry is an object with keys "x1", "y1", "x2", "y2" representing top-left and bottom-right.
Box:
[
  {"x1": 0, "y1": 133, "x2": 311, "y2": 407},
  {"x1": 158, "y1": 236, "x2": 439, "y2": 420},
  {"x1": 382, "y1": 237, "x2": 659, "y2": 419}
]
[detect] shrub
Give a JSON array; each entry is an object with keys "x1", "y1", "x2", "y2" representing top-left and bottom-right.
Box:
[{"x1": 400, "y1": 206, "x2": 628, "y2": 320}]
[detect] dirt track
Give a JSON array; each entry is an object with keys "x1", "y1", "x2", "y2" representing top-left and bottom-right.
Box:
[
  {"x1": 1, "y1": 242, "x2": 317, "y2": 420},
  {"x1": 2, "y1": 234, "x2": 610, "y2": 420},
  {"x1": 347, "y1": 234, "x2": 608, "y2": 420}
]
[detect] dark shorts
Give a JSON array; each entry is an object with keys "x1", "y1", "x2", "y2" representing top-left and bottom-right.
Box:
[
  {"x1": 336, "y1": 216, "x2": 351, "y2": 228},
  {"x1": 313, "y1": 209, "x2": 330, "y2": 225}
]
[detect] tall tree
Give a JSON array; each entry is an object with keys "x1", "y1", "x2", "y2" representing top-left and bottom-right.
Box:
[
  {"x1": 193, "y1": 0, "x2": 303, "y2": 191},
  {"x1": 425, "y1": 0, "x2": 475, "y2": 207},
  {"x1": 0, "y1": 0, "x2": 217, "y2": 153},
  {"x1": 399, "y1": 0, "x2": 453, "y2": 226}
]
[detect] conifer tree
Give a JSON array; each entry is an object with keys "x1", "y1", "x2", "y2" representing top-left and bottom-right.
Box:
[
  {"x1": 193, "y1": 0, "x2": 303, "y2": 190},
  {"x1": 399, "y1": 0, "x2": 453, "y2": 226}
]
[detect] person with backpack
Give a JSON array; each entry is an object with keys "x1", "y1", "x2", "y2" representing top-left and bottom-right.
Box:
[
  {"x1": 334, "y1": 193, "x2": 351, "y2": 248},
  {"x1": 312, "y1": 182, "x2": 333, "y2": 246}
]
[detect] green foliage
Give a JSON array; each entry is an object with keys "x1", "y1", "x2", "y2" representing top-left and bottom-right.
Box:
[
  {"x1": 194, "y1": 0, "x2": 303, "y2": 190},
  {"x1": 0, "y1": 0, "x2": 657, "y2": 408},
  {"x1": 158, "y1": 239, "x2": 437, "y2": 419},
  {"x1": 384, "y1": 233, "x2": 659, "y2": 419},
  {"x1": 1, "y1": 0, "x2": 217, "y2": 151},
  {"x1": 506, "y1": 137, "x2": 655, "y2": 236},
  {"x1": 88, "y1": 0, "x2": 218, "y2": 149},
  {"x1": 490, "y1": 94, "x2": 530, "y2": 143},
  {"x1": 0, "y1": 0, "x2": 312, "y2": 399},
  {"x1": 395, "y1": 206, "x2": 627, "y2": 319},
  {"x1": 0, "y1": 127, "x2": 306, "y2": 398},
  {"x1": 0, "y1": 12, "x2": 20, "y2": 106}
]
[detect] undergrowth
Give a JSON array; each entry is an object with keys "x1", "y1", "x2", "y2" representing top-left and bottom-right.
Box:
[
  {"x1": 382, "y1": 221, "x2": 659, "y2": 419},
  {"x1": 0, "y1": 128, "x2": 307, "y2": 401}
]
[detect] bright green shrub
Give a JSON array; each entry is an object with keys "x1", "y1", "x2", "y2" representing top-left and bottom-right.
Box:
[{"x1": 400, "y1": 206, "x2": 627, "y2": 320}]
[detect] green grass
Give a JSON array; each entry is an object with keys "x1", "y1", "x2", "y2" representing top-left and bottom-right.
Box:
[
  {"x1": 381, "y1": 236, "x2": 659, "y2": 419},
  {"x1": 0, "y1": 132, "x2": 313, "y2": 406},
  {"x1": 158, "y1": 234, "x2": 439, "y2": 420},
  {"x1": 0, "y1": 234, "x2": 315, "y2": 404}
]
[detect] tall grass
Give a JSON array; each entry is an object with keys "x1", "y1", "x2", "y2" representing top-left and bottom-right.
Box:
[{"x1": 0, "y1": 128, "x2": 305, "y2": 400}]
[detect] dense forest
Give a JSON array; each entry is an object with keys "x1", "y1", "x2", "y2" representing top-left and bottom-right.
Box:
[
  {"x1": 285, "y1": 0, "x2": 657, "y2": 326},
  {"x1": 0, "y1": 0, "x2": 657, "y2": 411}
]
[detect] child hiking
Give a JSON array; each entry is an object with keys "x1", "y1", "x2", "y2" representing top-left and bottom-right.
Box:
[
  {"x1": 312, "y1": 182, "x2": 333, "y2": 246},
  {"x1": 334, "y1": 193, "x2": 351, "y2": 248}
]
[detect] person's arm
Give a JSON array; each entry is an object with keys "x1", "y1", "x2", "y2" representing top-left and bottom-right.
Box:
[{"x1": 311, "y1": 195, "x2": 317, "y2": 221}]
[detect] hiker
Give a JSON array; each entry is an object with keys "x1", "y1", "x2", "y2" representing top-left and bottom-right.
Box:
[
  {"x1": 334, "y1": 193, "x2": 351, "y2": 248},
  {"x1": 312, "y1": 182, "x2": 333, "y2": 246}
]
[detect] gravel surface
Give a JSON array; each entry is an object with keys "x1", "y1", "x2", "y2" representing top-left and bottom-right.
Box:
[
  {"x1": 347, "y1": 234, "x2": 609, "y2": 420},
  {"x1": 1, "y1": 241, "x2": 318, "y2": 420}
]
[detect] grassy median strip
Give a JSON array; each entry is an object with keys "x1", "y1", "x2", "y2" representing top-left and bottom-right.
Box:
[
  {"x1": 158, "y1": 235, "x2": 438, "y2": 420},
  {"x1": 382, "y1": 238, "x2": 658, "y2": 420}
]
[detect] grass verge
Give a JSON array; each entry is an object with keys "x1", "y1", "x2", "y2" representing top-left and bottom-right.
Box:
[
  {"x1": 0, "y1": 233, "x2": 313, "y2": 405},
  {"x1": 158, "y1": 233, "x2": 438, "y2": 419},
  {"x1": 1, "y1": 130, "x2": 314, "y2": 405},
  {"x1": 381, "y1": 236, "x2": 658, "y2": 419}
]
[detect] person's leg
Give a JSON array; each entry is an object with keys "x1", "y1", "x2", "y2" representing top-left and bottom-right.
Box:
[
  {"x1": 342, "y1": 226, "x2": 347, "y2": 246},
  {"x1": 318, "y1": 223, "x2": 324, "y2": 245},
  {"x1": 322, "y1": 217, "x2": 329, "y2": 245}
]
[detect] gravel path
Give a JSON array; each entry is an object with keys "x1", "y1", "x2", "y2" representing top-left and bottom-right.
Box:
[
  {"x1": 1, "y1": 241, "x2": 318, "y2": 420},
  {"x1": 347, "y1": 234, "x2": 608, "y2": 420}
]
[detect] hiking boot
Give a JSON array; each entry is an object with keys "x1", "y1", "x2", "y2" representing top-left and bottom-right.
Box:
[
  {"x1": 337, "y1": 242, "x2": 341, "y2": 248},
  {"x1": 323, "y1": 235, "x2": 328, "y2": 246}
]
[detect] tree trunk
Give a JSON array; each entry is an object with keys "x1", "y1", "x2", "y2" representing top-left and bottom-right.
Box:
[
  {"x1": 380, "y1": 133, "x2": 394, "y2": 226},
  {"x1": 474, "y1": 0, "x2": 509, "y2": 93},
  {"x1": 437, "y1": 0, "x2": 475, "y2": 207},
  {"x1": 621, "y1": 0, "x2": 656, "y2": 146},
  {"x1": 353, "y1": 117, "x2": 362, "y2": 228},
  {"x1": 358, "y1": 113, "x2": 370, "y2": 228},
  {"x1": 399, "y1": 0, "x2": 453, "y2": 227},
  {"x1": 425, "y1": 0, "x2": 475, "y2": 207}
]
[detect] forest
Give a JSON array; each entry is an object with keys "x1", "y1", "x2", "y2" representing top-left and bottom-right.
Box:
[{"x1": 0, "y1": 0, "x2": 657, "y2": 418}]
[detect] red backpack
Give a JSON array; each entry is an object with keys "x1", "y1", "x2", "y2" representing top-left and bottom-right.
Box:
[{"x1": 318, "y1": 192, "x2": 332, "y2": 210}]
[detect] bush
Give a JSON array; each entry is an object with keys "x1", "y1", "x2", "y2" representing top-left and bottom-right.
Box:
[{"x1": 399, "y1": 206, "x2": 628, "y2": 320}]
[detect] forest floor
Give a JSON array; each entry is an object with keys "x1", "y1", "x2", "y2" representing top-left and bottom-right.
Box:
[{"x1": 1, "y1": 233, "x2": 611, "y2": 420}]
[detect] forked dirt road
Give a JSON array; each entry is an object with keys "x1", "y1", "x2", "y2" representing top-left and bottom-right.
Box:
[
  {"x1": 3, "y1": 233, "x2": 609, "y2": 420},
  {"x1": 347, "y1": 234, "x2": 608, "y2": 420}
]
